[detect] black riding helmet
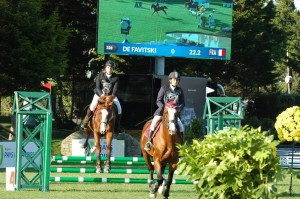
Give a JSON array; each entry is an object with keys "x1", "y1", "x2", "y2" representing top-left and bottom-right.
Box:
[
  {"x1": 105, "y1": 60, "x2": 115, "y2": 68},
  {"x1": 168, "y1": 71, "x2": 180, "y2": 80}
]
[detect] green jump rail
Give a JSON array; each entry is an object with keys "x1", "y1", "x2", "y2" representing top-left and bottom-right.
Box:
[
  {"x1": 51, "y1": 160, "x2": 150, "y2": 165},
  {"x1": 50, "y1": 167, "x2": 182, "y2": 174},
  {"x1": 50, "y1": 177, "x2": 194, "y2": 184},
  {"x1": 52, "y1": 156, "x2": 146, "y2": 162}
]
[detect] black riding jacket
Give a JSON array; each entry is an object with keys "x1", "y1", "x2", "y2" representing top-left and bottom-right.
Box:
[
  {"x1": 154, "y1": 85, "x2": 185, "y2": 115},
  {"x1": 94, "y1": 71, "x2": 119, "y2": 97}
]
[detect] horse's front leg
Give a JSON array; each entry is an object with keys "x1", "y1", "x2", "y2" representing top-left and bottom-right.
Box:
[
  {"x1": 164, "y1": 162, "x2": 177, "y2": 199},
  {"x1": 103, "y1": 131, "x2": 113, "y2": 173},
  {"x1": 150, "y1": 158, "x2": 163, "y2": 197},
  {"x1": 94, "y1": 133, "x2": 102, "y2": 173},
  {"x1": 158, "y1": 163, "x2": 167, "y2": 195}
]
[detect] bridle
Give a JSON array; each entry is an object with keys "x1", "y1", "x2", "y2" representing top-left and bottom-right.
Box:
[{"x1": 163, "y1": 102, "x2": 179, "y2": 135}]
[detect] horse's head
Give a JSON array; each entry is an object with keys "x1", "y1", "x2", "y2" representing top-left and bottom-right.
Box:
[
  {"x1": 98, "y1": 95, "x2": 114, "y2": 108},
  {"x1": 163, "y1": 101, "x2": 180, "y2": 135},
  {"x1": 151, "y1": 4, "x2": 156, "y2": 9},
  {"x1": 96, "y1": 95, "x2": 115, "y2": 134}
]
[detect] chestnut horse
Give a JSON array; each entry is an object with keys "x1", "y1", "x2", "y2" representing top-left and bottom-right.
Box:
[
  {"x1": 140, "y1": 101, "x2": 181, "y2": 199},
  {"x1": 151, "y1": 4, "x2": 168, "y2": 16},
  {"x1": 83, "y1": 95, "x2": 116, "y2": 173}
]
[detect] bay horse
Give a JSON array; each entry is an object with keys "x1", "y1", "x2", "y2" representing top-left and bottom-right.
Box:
[
  {"x1": 140, "y1": 101, "x2": 181, "y2": 199},
  {"x1": 83, "y1": 95, "x2": 116, "y2": 173},
  {"x1": 151, "y1": 4, "x2": 168, "y2": 16},
  {"x1": 185, "y1": 1, "x2": 199, "y2": 10}
]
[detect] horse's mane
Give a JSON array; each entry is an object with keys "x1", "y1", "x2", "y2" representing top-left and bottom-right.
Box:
[{"x1": 98, "y1": 95, "x2": 114, "y2": 109}]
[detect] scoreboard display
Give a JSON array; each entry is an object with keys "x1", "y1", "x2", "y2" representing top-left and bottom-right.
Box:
[{"x1": 97, "y1": 0, "x2": 233, "y2": 60}]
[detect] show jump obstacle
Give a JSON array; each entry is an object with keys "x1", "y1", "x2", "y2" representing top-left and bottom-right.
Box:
[
  {"x1": 50, "y1": 156, "x2": 193, "y2": 184},
  {"x1": 12, "y1": 91, "x2": 52, "y2": 191},
  {"x1": 203, "y1": 97, "x2": 243, "y2": 134}
]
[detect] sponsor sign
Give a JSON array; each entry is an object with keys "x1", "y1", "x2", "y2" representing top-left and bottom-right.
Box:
[
  {"x1": 0, "y1": 142, "x2": 41, "y2": 168},
  {"x1": 72, "y1": 139, "x2": 125, "y2": 157}
]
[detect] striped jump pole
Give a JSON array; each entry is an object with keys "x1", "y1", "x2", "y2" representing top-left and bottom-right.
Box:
[
  {"x1": 50, "y1": 167, "x2": 181, "y2": 174},
  {"x1": 51, "y1": 167, "x2": 151, "y2": 174},
  {"x1": 50, "y1": 177, "x2": 194, "y2": 184},
  {"x1": 51, "y1": 160, "x2": 149, "y2": 165},
  {"x1": 52, "y1": 156, "x2": 146, "y2": 162}
]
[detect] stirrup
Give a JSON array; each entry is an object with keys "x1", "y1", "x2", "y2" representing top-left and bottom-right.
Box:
[
  {"x1": 144, "y1": 141, "x2": 152, "y2": 151},
  {"x1": 80, "y1": 122, "x2": 88, "y2": 129}
]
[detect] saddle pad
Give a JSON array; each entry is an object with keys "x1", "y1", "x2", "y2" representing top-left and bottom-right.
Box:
[{"x1": 144, "y1": 122, "x2": 162, "y2": 138}]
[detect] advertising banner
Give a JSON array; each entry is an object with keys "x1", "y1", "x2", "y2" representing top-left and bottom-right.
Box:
[
  {"x1": 0, "y1": 141, "x2": 40, "y2": 168},
  {"x1": 72, "y1": 139, "x2": 125, "y2": 157}
]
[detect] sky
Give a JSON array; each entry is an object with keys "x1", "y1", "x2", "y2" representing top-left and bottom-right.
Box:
[{"x1": 295, "y1": 0, "x2": 300, "y2": 10}]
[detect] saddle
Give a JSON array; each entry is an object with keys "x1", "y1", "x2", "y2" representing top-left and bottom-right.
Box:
[
  {"x1": 144, "y1": 121, "x2": 183, "y2": 142},
  {"x1": 144, "y1": 121, "x2": 161, "y2": 139}
]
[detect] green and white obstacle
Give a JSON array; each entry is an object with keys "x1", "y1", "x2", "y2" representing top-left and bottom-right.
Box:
[
  {"x1": 51, "y1": 156, "x2": 151, "y2": 165},
  {"x1": 50, "y1": 177, "x2": 194, "y2": 184},
  {"x1": 50, "y1": 156, "x2": 189, "y2": 184},
  {"x1": 52, "y1": 156, "x2": 146, "y2": 162},
  {"x1": 50, "y1": 167, "x2": 180, "y2": 174}
]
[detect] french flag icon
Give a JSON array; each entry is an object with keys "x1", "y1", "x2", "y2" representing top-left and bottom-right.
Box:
[{"x1": 218, "y1": 49, "x2": 226, "y2": 56}]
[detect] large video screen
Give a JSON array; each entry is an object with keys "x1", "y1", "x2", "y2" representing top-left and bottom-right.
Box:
[{"x1": 97, "y1": 0, "x2": 233, "y2": 60}]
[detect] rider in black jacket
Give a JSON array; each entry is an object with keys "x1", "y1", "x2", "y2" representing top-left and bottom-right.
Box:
[
  {"x1": 81, "y1": 60, "x2": 123, "y2": 133},
  {"x1": 144, "y1": 71, "x2": 185, "y2": 151}
]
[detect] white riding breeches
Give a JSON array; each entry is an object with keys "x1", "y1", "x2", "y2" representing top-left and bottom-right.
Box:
[
  {"x1": 177, "y1": 118, "x2": 185, "y2": 133},
  {"x1": 89, "y1": 94, "x2": 122, "y2": 114},
  {"x1": 150, "y1": 115, "x2": 162, "y2": 131},
  {"x1": 113, "y1": 97, "x2": 122, "y2": 114},
  {"x1": 150, "y1": 115, "x2": 185, "y2": 133}
]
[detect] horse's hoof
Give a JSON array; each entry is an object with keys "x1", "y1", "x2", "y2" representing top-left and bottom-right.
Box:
[
  {"x1": 158, "y1": 180, "x2": 166, "y2": 195},
  {"x1": 104, "y1": 164, "x2": 111, "y2": 173},
  {"x1": 149, "y1": 193, "x2": 157, "y2": 198},
  {"x1": 90, "y1": 146, "x2": 96, "y2": 153},
  {"x1": 96, "y1": 165, "x2": 103, "y2": 173}
]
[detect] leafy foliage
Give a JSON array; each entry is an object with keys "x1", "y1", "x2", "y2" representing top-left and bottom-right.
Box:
[
  {"x1": 185, "y1": 118, "x2": 204, "y2": 144},
  {"x1": 177, "y1": 127, "x2": 283, "y2": 199},
  {"x1": 275, "y1": 106, "x2": 300, "y2": 142}
]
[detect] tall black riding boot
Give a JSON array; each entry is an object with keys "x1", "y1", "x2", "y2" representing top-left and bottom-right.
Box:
[
  {"x1": 144, "y1": 130, "x2": 153, "y2": 151},
  {"x1": 115, "y1": 114, "x2": 124, "y2": 134},
  {"x1": 81, "y1": 109, "x2": 92, "y2": 129},
  {"x1": 179, "y1": 132, "x2": 184, "y2": 145}
]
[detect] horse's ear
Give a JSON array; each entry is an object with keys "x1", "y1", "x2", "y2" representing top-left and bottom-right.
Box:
[{"x1": 98, "y1": 96, "x2": 106, "y2": 104}]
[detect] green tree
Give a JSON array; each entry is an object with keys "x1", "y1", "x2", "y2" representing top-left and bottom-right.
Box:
[
  {"x1": 221, "y1": 0, "x2": 284, "y2": 97},
  {"x1": 272, "y1": 0, "x2": 300, "y2": 93},
  {"x1": 0, "y1": 0, "x2": 69, "y2": 96},
  {"x1": 44, "y1": 0, "x2": 98, "y2": 120}
]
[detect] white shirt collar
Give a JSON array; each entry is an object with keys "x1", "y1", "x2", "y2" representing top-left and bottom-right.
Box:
[{"x1": 106, "y1": 73, "x2": 112, "y2": 78}]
